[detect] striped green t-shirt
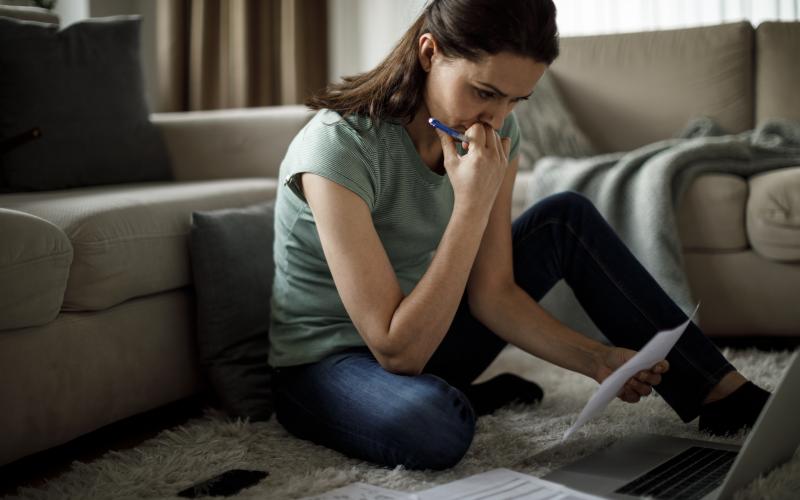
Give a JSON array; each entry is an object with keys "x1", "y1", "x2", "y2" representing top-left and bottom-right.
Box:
[{"x1": 268, "y1": 109, "x2": 520, "y2": 367}]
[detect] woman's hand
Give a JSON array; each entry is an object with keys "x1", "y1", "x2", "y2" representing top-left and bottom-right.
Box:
[
  {"x1": 436, "y1": 122, "x2": 511, "y2": 214},
  {"x1": 594, "y1": 346, "x2": 670, "y2": 403}
]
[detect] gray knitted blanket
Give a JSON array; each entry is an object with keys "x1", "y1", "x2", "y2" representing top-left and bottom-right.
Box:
[{"x1": 526, "y1": 118, "x2": 800, "y2": 327}]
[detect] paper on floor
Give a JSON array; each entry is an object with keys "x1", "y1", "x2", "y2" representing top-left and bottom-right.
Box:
[
  {"x1": 305, "y1": 468, "x2": 603, "y2": 500},
  {"x1": 415, "y1": 468, "x2": 604, "y2": 499},
  {"x1": 303, "y1": 481, "x2": 416, "y2": 499}
]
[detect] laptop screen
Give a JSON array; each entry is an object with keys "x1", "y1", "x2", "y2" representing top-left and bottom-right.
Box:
[{"x1": 716, "y1": 351, "x2": 800, "y2": 498}]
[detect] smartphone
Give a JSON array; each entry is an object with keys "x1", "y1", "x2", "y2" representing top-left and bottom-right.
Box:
[{"x1": 177, "y1": 469, "x2": 269, "y2": 498}]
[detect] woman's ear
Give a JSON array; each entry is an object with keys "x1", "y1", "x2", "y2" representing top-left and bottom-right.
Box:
[{"x1": 418, "y1": 33, "x2": 436, "y2": 72}]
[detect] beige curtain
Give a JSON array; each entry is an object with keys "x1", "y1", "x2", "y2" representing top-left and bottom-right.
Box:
[{"x1": 155, "y1": 0, "x2": 328, "y2": 111}]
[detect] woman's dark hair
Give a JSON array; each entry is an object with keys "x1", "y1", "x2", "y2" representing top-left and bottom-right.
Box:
[{"x1": 305, "y1": 0, "x2": 559, "y2": 126}]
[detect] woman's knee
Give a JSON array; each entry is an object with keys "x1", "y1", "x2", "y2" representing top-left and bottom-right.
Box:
[
  {"x1": 540, "y1": 191, "x2": 595, "y2": 216},
  {"x1": 275, "y1": 362, "x2": 475, "y2": 470},
  {"x1": 386, "y1": 376, "x2": 476, "y2": 470},
  {"x1": 516, "y1": 191, "x2": 598, "y2": 231}
]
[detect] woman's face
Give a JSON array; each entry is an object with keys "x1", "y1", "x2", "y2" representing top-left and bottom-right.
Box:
[{"x1": 420, "y1": 35, "x2": 547, "y2": 134}]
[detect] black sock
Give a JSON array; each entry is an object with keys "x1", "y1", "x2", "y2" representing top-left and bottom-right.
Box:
[
  {"x1": 463, "y1": 373, "x2": 544, "y2": 416},
  {"x1": 699, "y1": 381, "x2": 771, "y2": 436}
]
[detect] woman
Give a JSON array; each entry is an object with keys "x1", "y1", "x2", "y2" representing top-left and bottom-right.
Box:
[{"x1": 268, "y1": 0, "x2": 770, "y2": 470}]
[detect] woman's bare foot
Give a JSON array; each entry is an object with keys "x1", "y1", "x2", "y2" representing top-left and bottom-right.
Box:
[{"x1": 703, "y1": 371, "x2": 748, "y2": 404}]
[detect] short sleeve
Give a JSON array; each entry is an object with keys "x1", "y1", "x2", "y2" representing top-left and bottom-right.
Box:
[
  {"x1": 503, "y1": 111, "x2": 522, "y2": 162},
  {"x1": 283, "y1": 111, "x2": 377, "y2": 211}
]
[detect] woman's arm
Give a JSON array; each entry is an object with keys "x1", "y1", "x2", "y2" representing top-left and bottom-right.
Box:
[
  {"x1": 465, "y1": 156, "x2": 607, "y2": 378},
  {"x1": 302, "y1": 123, "x2": 509, "y2": 375},
  {"x1": 466, "y1": 157, "x2": 666, "y2": 401}
]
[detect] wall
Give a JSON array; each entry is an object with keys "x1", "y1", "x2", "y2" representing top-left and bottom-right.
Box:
[
  {"x1": 327, "y1": 0, "x2": 425, "y2": 82},
  {"x1": 9, "y1": 0, "x2": 800, "y2": 109},
  {"x1": 326, "y1": 0, "x2": 800, "y2": 81},
  {"x1": 52, "y1": 0, "x2": 87, "y2": 26}
]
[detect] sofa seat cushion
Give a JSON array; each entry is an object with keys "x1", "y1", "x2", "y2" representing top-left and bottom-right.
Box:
[
  {"x1": 677, "y1": 173, "x2": 749, "y2": 251},
  {"x1": 0, "y1": 208, "x2": 72, "y2": 330},
  {"x1": 0, "y1": 178, "x2": 277, "y2": 311},
  {"x1": 747, "y1": 166, "x2": 800, "y2": 261}
]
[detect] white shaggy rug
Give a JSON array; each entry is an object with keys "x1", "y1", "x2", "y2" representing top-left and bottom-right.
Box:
[{"x1": 11, "y1": 348, "x2": 800, "y2": 500}]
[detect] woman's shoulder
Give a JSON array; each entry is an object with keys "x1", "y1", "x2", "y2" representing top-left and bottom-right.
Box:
[
  {"x1": 282, "y1": 109, "x2": 382, "y2": 209},
  {"x1": 289, "y1": 108, "x2": 395, "y2": 167},
  {"x1": 307, "y1": 109, "x2": 384, "y2": 145},
  {"x1": 286, "y1": 109, "x2": 383, "y2": 171}
]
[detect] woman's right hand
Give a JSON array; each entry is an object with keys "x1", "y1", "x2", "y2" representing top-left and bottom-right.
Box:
[
  {"x1": 436, "y1": 122, "x2": 511, "y2": 213},
  {"x1": 594, "y1": 346, "x2": 670, "y2": 403}
]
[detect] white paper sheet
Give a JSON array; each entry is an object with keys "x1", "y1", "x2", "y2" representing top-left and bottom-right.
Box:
[
  {"x1": 562, "y1": 305, "x2": 699, "y2": 441},
  {"x1": 306, "y1": 469, "x2": 604, "y2": 500},
  {"x1": 416, "y1": 468, "x2": 604, "y2": 500},
  {"x1": 303, "y1": 482, "x2": 416, "y2": 500}
]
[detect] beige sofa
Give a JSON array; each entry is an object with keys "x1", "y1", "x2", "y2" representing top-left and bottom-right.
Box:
[
  {"x1": 1, "y1": 19, "x2": 798, "y2": 467},
  {"x1": 532, "y1": 21, "x2": 800, "y2": 338}
]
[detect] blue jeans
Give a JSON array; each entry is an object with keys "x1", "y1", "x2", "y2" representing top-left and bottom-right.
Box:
[{"x1": 273, "y1": 192, "x2": 735, "y2": 470}]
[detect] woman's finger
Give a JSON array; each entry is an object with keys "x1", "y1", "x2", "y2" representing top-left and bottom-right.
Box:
[
  {"x1": 466, "y1": 122, "x2": 487, "y2": 148},
  {"x1": 435, "y1": 129, "x2": 459, "y2": 164},
  {"x1": 487, "y1": 128, "x2": 499, "y2": 155},
  {"x1": 620, "y1": 387, "x2": 641, "y2": 403},
  {"x1": 483, "y1": 123, "x2": 499, "y2": 151},
  {"x1": 501, "y1": 136, "x2": 511, "y2": 160},
  {"x1": 627, "y1": 378, "x2": 653, "y2": 397},
  {"x1": 653, "y1": 360, "x2": 669, "y2": 373},
  {"x1": 637, "y1": 370, "x2": 662, "y2": 386}
]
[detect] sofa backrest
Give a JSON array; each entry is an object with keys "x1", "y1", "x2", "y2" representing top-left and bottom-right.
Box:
[
  {"x1": 551, "y1": 22, "x2": 754, "y2": 153},
  {"x1": 152, "y1": 105, "x2": 316, "y2": 180},
  {"x1": 755, "y1": 22, "x2": 800, "y2": 124}
]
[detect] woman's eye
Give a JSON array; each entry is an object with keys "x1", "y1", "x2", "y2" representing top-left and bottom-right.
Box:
[{"x1": 476, "y1": 89, "x2": 495, "y2": 100}]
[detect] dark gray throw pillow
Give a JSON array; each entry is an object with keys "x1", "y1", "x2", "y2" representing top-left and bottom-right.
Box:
[
  {"x1": 0, "y1": 16, "x2": 171, "y2": 191},
  {"x1": 189, "y1": 202, "x2": 276, "y2": 421}
]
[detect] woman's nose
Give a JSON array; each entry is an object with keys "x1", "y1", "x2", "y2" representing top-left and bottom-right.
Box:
[
  {"x1": 479, "y1": 105, "x2": 508, "y2": 131},
  {"x1": 478, "y1": 115, "x2": 506, "y2": 134}
]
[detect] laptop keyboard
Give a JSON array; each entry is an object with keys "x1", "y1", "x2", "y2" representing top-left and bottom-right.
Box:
[{"x1": 615, "y1": 446, "x2": 738, "y2": 500}]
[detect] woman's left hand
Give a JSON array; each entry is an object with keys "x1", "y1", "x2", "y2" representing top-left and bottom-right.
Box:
[{"x1": 594, "y1": 346, "x2": 669, "y2": 403}]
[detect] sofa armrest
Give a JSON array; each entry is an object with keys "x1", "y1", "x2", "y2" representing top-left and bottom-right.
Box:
[
  {"x1": 151, "y1": 105, "x2": 315, "y2": 182},
  {"x1": 747, "y1": 166, "x2": 800, "y2": 262}
]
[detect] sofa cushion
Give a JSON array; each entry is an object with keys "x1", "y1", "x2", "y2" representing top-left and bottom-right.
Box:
[
  {"x1": 153, "y1": 106, "x2": 316, "y2": 181},
  {"x1": 677, "y1": 173, "x2": 749, "y2": 251},
  {"x1": 0, "y1": 178, "x2": 277, "y2": 311},
  {"x1": 0, "y1": 208, "x2": 72, "y2": 330},
  {"x1": 0, "y1": 289, "x2": 200, "y2": 466},
  {"x1": 553, "y1": 22, "x2": 754, "y2": 153},
  {"x1": 684, "y1": 250, "x2": 800, "y2": 336},
  {"x1": 0, "y1": 16, "x2": 172, "y2": 191},
  {"x1": 747, "y1": 166, "x2": 800, "y2": 261},
  {"x1": 189, "y1": 202, "x2": 275, "y2": 421},
  {"x1": 514, "y1": 72, "x2": 595, "y2": 171},
  {"x1": 755, "y1": 22, "x2": 800, "y2": 124}
]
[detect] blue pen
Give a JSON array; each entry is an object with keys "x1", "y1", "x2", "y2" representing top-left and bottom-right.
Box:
[{"x1": 428, "y1": 117, "x2": 470, "y2": 143}]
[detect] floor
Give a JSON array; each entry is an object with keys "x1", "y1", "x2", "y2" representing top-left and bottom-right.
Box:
[
  {"x1": 0, "y1": 394, "x2": 208, "y2": 498},
  {"x1": 1, "y1": 336, "x2": 796, "y2": 498}
]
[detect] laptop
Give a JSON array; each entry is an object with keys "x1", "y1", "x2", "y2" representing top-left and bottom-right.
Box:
[{"x1": 543, "y1": 351, "x2": 800, "y2": 500}]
